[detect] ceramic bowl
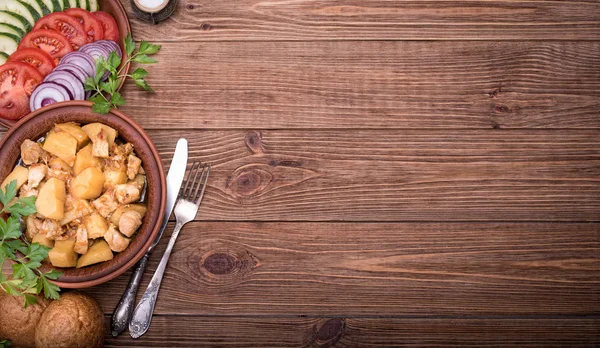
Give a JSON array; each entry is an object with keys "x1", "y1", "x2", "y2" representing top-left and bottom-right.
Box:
[
  {"x1": 0, "y1": 101, "x2": 166, "y2": 288},
  {"x1": 0, "y1": 0, "x2": 132, "y2": 129}
]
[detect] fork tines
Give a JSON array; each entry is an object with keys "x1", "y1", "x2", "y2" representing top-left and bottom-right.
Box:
[{"x1": 178, "y1": 161, "x2": 211, "y2": 205}]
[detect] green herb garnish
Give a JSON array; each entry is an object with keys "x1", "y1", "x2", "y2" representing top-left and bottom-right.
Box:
[
  {"x1": 0, "y1": 180, "x2": 62, "y2": 307},
  {"x1": 85, "y1": 34, "x2": 162, "y2": 114},
  {"x1": 0, "y1": 339, "x2": 11, "y2": 348}
]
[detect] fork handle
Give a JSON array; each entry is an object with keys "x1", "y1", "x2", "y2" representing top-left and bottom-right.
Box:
[
  {"x1": 110, "y1": 252, "x2": 150, "y2": 336},
  {"x1": 129, "y1": 221, "x2": 184, "y2": 338}
]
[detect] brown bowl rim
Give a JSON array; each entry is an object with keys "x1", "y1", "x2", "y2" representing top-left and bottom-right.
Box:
[
  {"x1": 0, "y1": 0, "x2": 132, "y2": 130},
  {"x1": 0, "y1": 100, "x2": 166, "y2": 288}
]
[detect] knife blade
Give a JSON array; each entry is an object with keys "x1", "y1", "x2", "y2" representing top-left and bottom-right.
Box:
[
  {"x1": 150, "y1": 138, "x2": 188, "y2": 251},
  {"x1": 111, "y1": 138, "x2": 188, "y2": 336}
]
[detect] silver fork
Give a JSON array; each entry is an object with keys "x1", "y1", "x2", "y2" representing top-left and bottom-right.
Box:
[{"x1": 129, "y1": 161, "x2": 211, "y2": 338}]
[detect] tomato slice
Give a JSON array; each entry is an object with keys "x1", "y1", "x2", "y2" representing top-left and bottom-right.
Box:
[
  {"x1": 7, "y1": 48, "x2": 56, "y2": 76},
  {"x1": 33, "y1": 13, "x2": 87, "y2": 50},
  {"x1": 65, "y1": 8, "x2": 104, "y2": 42},
  {"x1": 93, "y1": 11, "x2": 119, "y2": 42},
  {"x1": 0, "y1": 62, "x2": 44, "y2": 120},
  {"x1": 18, "y1": 29, "x2": 74, "y2": 62}
]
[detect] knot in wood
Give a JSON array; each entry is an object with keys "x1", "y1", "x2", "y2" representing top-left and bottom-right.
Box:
[
  {"x1": 203, "y1": 253, "x2": 236, "y2": 275},
  {"x1": 197, "y1": 248, "x2": 258, "y2": 284},
  {"x1": 315, "y1": 318, "x2": 345, "y2": 347},
  {"x1": 494, "y1": 104, "x2": 511, "y2": 113},
  {"x1": 227, "y1": 166, "x2": 273, "y2": 199},
  {"x1": 245, "y1": 130, "x2": 264, "y2": 154}
]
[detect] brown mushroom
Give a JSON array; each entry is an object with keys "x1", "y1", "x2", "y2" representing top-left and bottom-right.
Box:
[{"x1": 35, "y1": 292, "x2": 104, "y2": 348}]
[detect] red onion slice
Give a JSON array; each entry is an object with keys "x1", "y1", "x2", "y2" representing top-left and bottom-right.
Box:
[
  {"x1": 58, "y1": 51, "x2": 96, "y2": 77},
  {"x1": 53, "y1": 63, "x2": 88, "y2": 84},
  {"x1": 95, "y1": 40, "x2": 122, "y2": 59},
  {"x1": 30, "y1": 82, "x2": 72, "y2": 112},
  {"x1": 79, "y1": 42, "x2": 112, "y2": 62},
  {"x1": 44, "y1": 71, "x2": 85, "y2": 100}
]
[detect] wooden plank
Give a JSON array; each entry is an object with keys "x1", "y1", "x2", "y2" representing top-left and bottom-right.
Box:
[
  {"x1": 118, "y1": 41, "x2": 600, "y2": 129},
  {"x1": 124, "y1": 0, "x2": 600, "y2": 41},
  {"x1": 103, "y1": 317, "x2": 600, "y2": 347},
  {"x1": 148, "y1": 129, "x2": 600, "y2": 222},
  {"x1": 85, "y1": 222, "x2": 600, "y2": 316},
  {"x1": 3, "y1": 129, "x2": 600, "y2": 221}
]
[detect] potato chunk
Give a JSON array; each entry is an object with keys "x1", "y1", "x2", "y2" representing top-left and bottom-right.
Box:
[
  {"x1": 20, "y1": 139, "x2": 44, "y2": 165},
  {"x1": 84, "y1": 213, "x2": 109, "y2": 239},
  {"x1": 1, "y1": 166, "x2": 28, "y2": 191},
  {"x1": 104, "y1": 224, "x2": 131, "y2": 252},
  {"x1": 76, "y1": 240, "x2": 113, "y2": 268},
  {"x1": 73, "y1": 144, "x2": 102, "y2": 176},
  {"x1": 48, "y1": 240, "x2": 78, "y2": 268},
  {"x1": 103, "y1": 167, "x2": 128, "y2": 188},
  {"x1": 35, "y1": 178, "x2": 66, "y2": 220},
  {"x1": 54, "y1": 122, "x2": 89, "y2": 149},
  {"x1": 32, "y1": 234, "x2": 54, "y2": 248},
  {"x1": 118, "y1": 211, "x2": 143, "y2": 237},
  {"x1": 70, "y1": 167, "x2": 105, "y2": 200},
  {"x1": 109, "y1": 204, "x2": 147, "y2": 226},
  {"x1": 42, "y1": 131, "x2": 78, "y2": 166}
]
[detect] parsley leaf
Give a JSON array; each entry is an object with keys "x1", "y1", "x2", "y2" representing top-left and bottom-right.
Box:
[
  {"x1": 0, "y1": 180, "x2": 17, "y2": 206},
  {"x1": 87, "y1": 35, "x2": 161, "y2": 114},
  {"x1": 0, "y1": 180, "x2": 62, "y2": 306}
]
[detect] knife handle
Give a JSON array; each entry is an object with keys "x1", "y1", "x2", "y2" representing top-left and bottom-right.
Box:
[{"x1": 110, "y1": 252, "x2": 150, "y2": 336}]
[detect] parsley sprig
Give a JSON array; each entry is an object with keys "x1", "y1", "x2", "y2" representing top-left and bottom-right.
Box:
[
  {"x1": 0, "y1": 180, "x2": 62, "y2": 307},
  {"x1": 0, "y1": 339, "x2": 10, "y2": 348},
  {"x1": 84, "y1": 34, "x2": 162, "y2": 114}
]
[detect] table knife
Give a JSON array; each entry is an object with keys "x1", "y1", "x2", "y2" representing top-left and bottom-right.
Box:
[{"x1": 111, "y1": 138, "x2": 188, "y2": 336}]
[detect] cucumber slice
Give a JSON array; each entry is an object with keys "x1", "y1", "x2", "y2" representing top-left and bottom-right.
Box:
[
  {"x1": 0, "y1": 52, "x2": 7, "y2": 64},
  {"x1": 79, "y1": 0, "x2": 90, "y2": 11},
  {"x1": 0, "y1": 3, "x2": 36, "y2": 31},
  {"x1": 39, "y1": 0, "x2": 57, "y2": 12},
  {"x1": 0, "y1": 23, "x2": 21, "y2": 41},
  {"x1": 19, "y1": 0, "x2": 46, "y2": 17},
  {"x1": 0, "y1": 33, "x2": 19, "y2": 55},
  {"x1": 61, "y1": 0, "x2": 70, "y2": 10},
  {"x1": 0, "y1": 10, "x2": 32, "y2": 33},
  {"x1": 89, "y1": 0, "x2": 98, "y2": 12},
  {"x1": 0, "y1": 12, "x2": 26, "y2": 37},
  {"x1": 15, "y1": 0, "x2": 41, "y2": 22}
]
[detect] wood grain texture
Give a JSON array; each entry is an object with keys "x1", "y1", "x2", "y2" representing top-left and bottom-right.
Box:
[
  {"x1": 144, "y1": 129, "x2": 600, "y2": 222},
  {"x1": 84, "y1": 222, "x2": 600, "y2": 316},
  {"x1": 117, "y1": 41, "x2": 600, "y2": 129},
  {"x1": 103, "y1": 317, "x2": 600, "y2": 347},
  {"x1": 123, "y1": 0, "x2": 600, "y2": 41}
]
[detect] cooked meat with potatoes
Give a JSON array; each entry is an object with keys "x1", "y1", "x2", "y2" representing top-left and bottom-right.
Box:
[{"x1": 0, "y1": 122, "x2": 147, "y2": 268}]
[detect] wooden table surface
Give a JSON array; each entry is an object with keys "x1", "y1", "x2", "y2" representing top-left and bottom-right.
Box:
[{"x1": 3, "y1": 0, "x2": 600, "y2": 346}]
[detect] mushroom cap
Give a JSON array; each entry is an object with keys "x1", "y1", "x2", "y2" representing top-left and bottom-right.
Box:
[
  {"x1": 0, "y1": 292, "x2": 50, "y2": 348},
  {"x1": 35, "y1": 292, "x2": 104, "y2": 348}
]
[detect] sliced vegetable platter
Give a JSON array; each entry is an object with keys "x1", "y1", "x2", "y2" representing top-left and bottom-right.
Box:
[{"x1": 0, "y1": 0, "x2": 131, "y2": 129}]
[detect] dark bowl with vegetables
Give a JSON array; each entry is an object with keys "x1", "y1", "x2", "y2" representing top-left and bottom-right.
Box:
[
  {"x1": 0, "y1": 101, "x2": 166, "y2": 288},
  {"x1": 0, "y1": 0, "x2": 131, "y2": 129}
]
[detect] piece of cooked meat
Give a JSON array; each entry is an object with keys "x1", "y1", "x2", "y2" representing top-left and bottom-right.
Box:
[
  {"x1": 19, "y1": 184, "x2": 38, "y2": 198},
  {"x1": 104, "y1": 224, "x2": 130, "y2": 252},
  {"x1": 74, "y1": 225, "x2": 89, "y2": 254},
  {"x1": 27, "y1": 163, "x2": 47, "y2": 188},
  {"x1": 118, "y1": 210, "x2": 142, "y2": 237},
  {"x1": 25, "y1": 215, "x2": 43, "y2": 241},
  {"x1": 91, "y1": 129, "x2": 109, "y2": 158},
  {"x1": 92, "y1": 190, "x2": 119, "y2": 218},
  {"x1": 126, "y1": 155, "x2": 142, "y2": 180},
  {"x1": 40, "y1": 219, "x2": 63, "y2": 239},
  {"x1": 20, "y1": 139, "x2": 45, "y2": 165},
  {"x1": 114, "y1": 184, "x2": 141, "y2": 204}
]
